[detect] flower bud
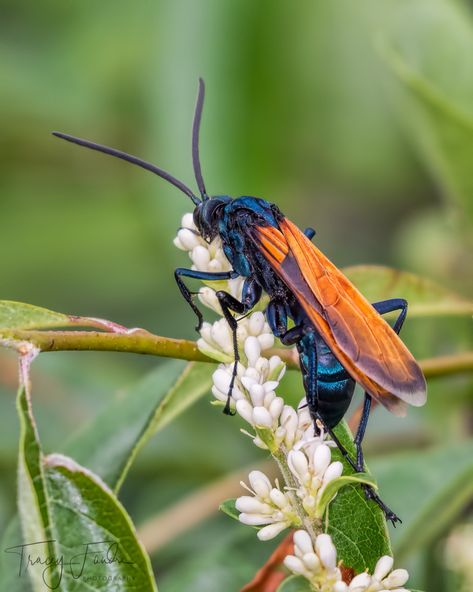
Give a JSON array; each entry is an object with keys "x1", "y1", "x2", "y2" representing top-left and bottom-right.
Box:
[
  {"x1": 315, "y1": 534, "x2": 336, "y2": 570},
  {"x1": 382, "y1": 568, "x2": 409, "y2": 588},
  {"x1": 283, "y1": 555, "x2": 307, "y2": 576},
  {"x1": 313, "y1": 444, "x2": 331, "y2": 475},
  {"x1": 257, "y1": 521, "x2": 288, "y2": 541},
  {"x1": 293, "y1": 530, "x2": 313, "y2": 555},
  {"x1": 288, "y1": 450, "x2": 309, "y2": 481},
  {"x1": 252, "y1": 406, "x2": 273, "y2": 427},
  {"x1": 239, "y1": 513, "x2": 273, "y2": 526},
  {"x1": 269, "y1": 488, "x2": 288, "y2": 509},
  {"x1": 322, "y1": 461, "x2": 343, "y2": 484},
  {"x1": 244, "y1": 336, "x2": 262, "y2": 367},
  {"x1": 236, "y1": 399, "x2": 254, "y2": 424},
  {"x1": 235, "y1": 496, "x2": 271, "y2": 514},
  {"x1": 248, "y1": 311, "x2": 265, "y2": 335},
  {"x1": 349, "y1": 572, "x2": 372, "y2": 590},
  {"x1": 374, "y1": 556, "x2": 394, "y2": 581},
  {"x1": 248, "y1": 471, "x2": 271, "y2": 498}
]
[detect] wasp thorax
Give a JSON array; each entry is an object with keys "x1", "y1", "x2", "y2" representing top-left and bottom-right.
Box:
[{"x1": 193, "y1": 196, "x2": 232, "y2": 240}]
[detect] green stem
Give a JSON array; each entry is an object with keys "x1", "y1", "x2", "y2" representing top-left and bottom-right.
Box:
[
  {"x1": 1, "y1": 328, "x2": 472, "y2": 380},
  {"x1": 0, "y1": 328, "x2": 212, "y2": 363},
  {"x1": 273, "y1": 448, "x2": 322, "y2": 540}
]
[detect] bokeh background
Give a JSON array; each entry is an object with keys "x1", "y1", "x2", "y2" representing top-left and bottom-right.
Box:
[{"x1": 1, "y1": 1, "x2": 472, "y2": 591}]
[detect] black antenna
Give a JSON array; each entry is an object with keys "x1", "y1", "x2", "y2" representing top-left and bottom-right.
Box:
[
  {"x1": 192, "y1": 78, "x2": 208, "y2": 200},
  {"x1": 52, "y1": 131, "x2": 201, "y2": 206}
]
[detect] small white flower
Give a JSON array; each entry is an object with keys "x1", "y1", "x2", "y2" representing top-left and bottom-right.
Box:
[
  {"x1": 287, "y1": 444, "x2": 343, "y2": 518},
  {"x1": 315, "y1": 534, "x2": 337, "y2": 571},
  {"x1": 284, "y1": 530, "x2": 345, "y2": 591},
  {"x1": 237, "y1": 472, "x2": 299, "y2": 540}
]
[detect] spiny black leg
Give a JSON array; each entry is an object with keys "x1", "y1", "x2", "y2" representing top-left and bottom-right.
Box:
[
  {"x1": 352, "y1": 395, "x2": 401, "y2": 525},
  {"x1": 175, "y1": 272, "x2": 204, "y2": 331},
  {"x1": 215, "y1": 279, "x2": 262, "y2": 415},
  {"x1": 354, "y1": 394, "x2": 372, "y2": 471},
  {"x1": 216, "y1": 291, "x2": 245, "y2": 416},
  {"x1": 174, "y1": 268, "x2": 235, "y2": 331},
  {"x1": 365, "y1": 488, "x2": 402, "y2": 526},
  {"x1": 352, "y1": 298, "x2": 408, "y2": 525}
]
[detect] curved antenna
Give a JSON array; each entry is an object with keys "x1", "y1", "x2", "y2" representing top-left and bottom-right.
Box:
[
  {"x1": 192, "y1": 78, "x2": 208, "y2": 200},
  {"x1": 52, "y1": 131, "x2": 201, "y2": 206}
]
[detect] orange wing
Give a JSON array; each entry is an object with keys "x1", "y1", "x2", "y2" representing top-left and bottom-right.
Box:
[{"x1": 253, "y1": 218, "x2": 426, "y2": 415}]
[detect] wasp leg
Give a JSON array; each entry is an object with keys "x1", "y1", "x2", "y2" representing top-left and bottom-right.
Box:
[
  {"x1": 216, "y1": 276, "x2": 263, "y2": 415},
  {"x1": 353, "y1": 298, "x2": 408, "y2": 525},
  {"x1": 266, "y1": 299, "x2": 295, "y2": 342},
  {"x1": 174, "y1": 268, "x2": 237, "y2": 331}
]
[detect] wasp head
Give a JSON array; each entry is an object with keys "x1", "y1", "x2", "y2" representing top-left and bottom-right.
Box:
[{"x1": 193, "y1": 195, "x2": 232, "y2": 241}]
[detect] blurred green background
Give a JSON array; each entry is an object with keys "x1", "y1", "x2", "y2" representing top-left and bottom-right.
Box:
[{"x1": 1, "y1": 1, "x2": 472, "y2": 591}]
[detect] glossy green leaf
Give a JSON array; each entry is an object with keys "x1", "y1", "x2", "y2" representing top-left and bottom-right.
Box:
[
  {"x1": 372, "y1": 439, "x2": 473, "y2": 561},
  {"x1": 343, "y1": 265, "x2": 473, "y2": 317},
  {"x1": 276, "y1": 575, "x2": 312, "y2": 592},
  {"x1": 0, "y1": 301, "x2": 69, "y2": 330},
  {"x1": 66, "y1": 360, "x2": 213, "y2": 491},
  {"x1": 328, "y1": 421, "x2": 391, "y2": 573},
  {"x1": 15, "y1": 382, "x2": 158, "y2": 591}
]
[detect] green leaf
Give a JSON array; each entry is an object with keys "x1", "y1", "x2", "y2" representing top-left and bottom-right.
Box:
[
  {"x1": 0, "y1": 300, "x2": 132, "y2": 335},
  {"x1": 372, "y1": 439, "x2": 473, "y2": 562},
  {"x1": 66, "y1": 360, "x2": 214, "y2": 491},
  {"x1": 276, "y1": 575, "x2": 312, "y2": 592},
  {"x1": 343, "y1": 265, "x2": 473, "y2": 317},
  {"x1": 0, "y1": 301, "x2": 70, "y2": 330},
  {"x1": 15, "y1": 381, "x2": 158, "y2": 591},
  {"x1": 219, "y1": 498, "x2": 240, "y2": 522},
  {"x1": 44, "y1": 453, "x2": 158, "y2": 590},
  {"x1": 328, "y1": 421, "x2": 391, "y2": 573},
  {"x1": 376, "y1": 0, "x2": 473, "y2": 221},
  {"x1": 316, "y1": 473, "x2": 376, "y2": 519}
]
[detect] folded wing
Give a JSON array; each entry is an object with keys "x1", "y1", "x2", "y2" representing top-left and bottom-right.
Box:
[{"x1": 253, "y1": 218, "x2": 426, "y2": 414}]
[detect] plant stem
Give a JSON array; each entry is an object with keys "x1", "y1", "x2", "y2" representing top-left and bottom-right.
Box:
[
  {"x1": 1, "y1": 328, "x2": 472, "y2": 380},
  {"x1": 0, "y1": 328, "x2": 212, "y2": 363},
  {"x1": 273, "y1": 448, "x2": 322, "y2": 540}
]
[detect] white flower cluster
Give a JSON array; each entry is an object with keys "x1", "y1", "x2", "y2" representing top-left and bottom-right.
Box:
[
  {"x1": 236, "y1": 441, "x2": 342, "y2": 543},
  {"x1": 236, "y1": 470, "x2": 299, "y2": 541},
  {"x1": 285, "y1": 530, "x2": 345, "y2": 591},
  {"x1": 287, "y1": 443, "x2": 342, "y2": 518},
  {"x1": 173, "y1": 213, "x2": 411, "y2": 592},
  {"x1": 173, "y1": 212, "x2": 231, "y2": 274},
  {"x1": 285, "y1": 531, "x2": 410, "y2": 592}
]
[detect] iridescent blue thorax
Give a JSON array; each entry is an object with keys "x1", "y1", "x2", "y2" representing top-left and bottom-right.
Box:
[{"x1": 218, "y1": 196, "x2": 282, "y2": 280}]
